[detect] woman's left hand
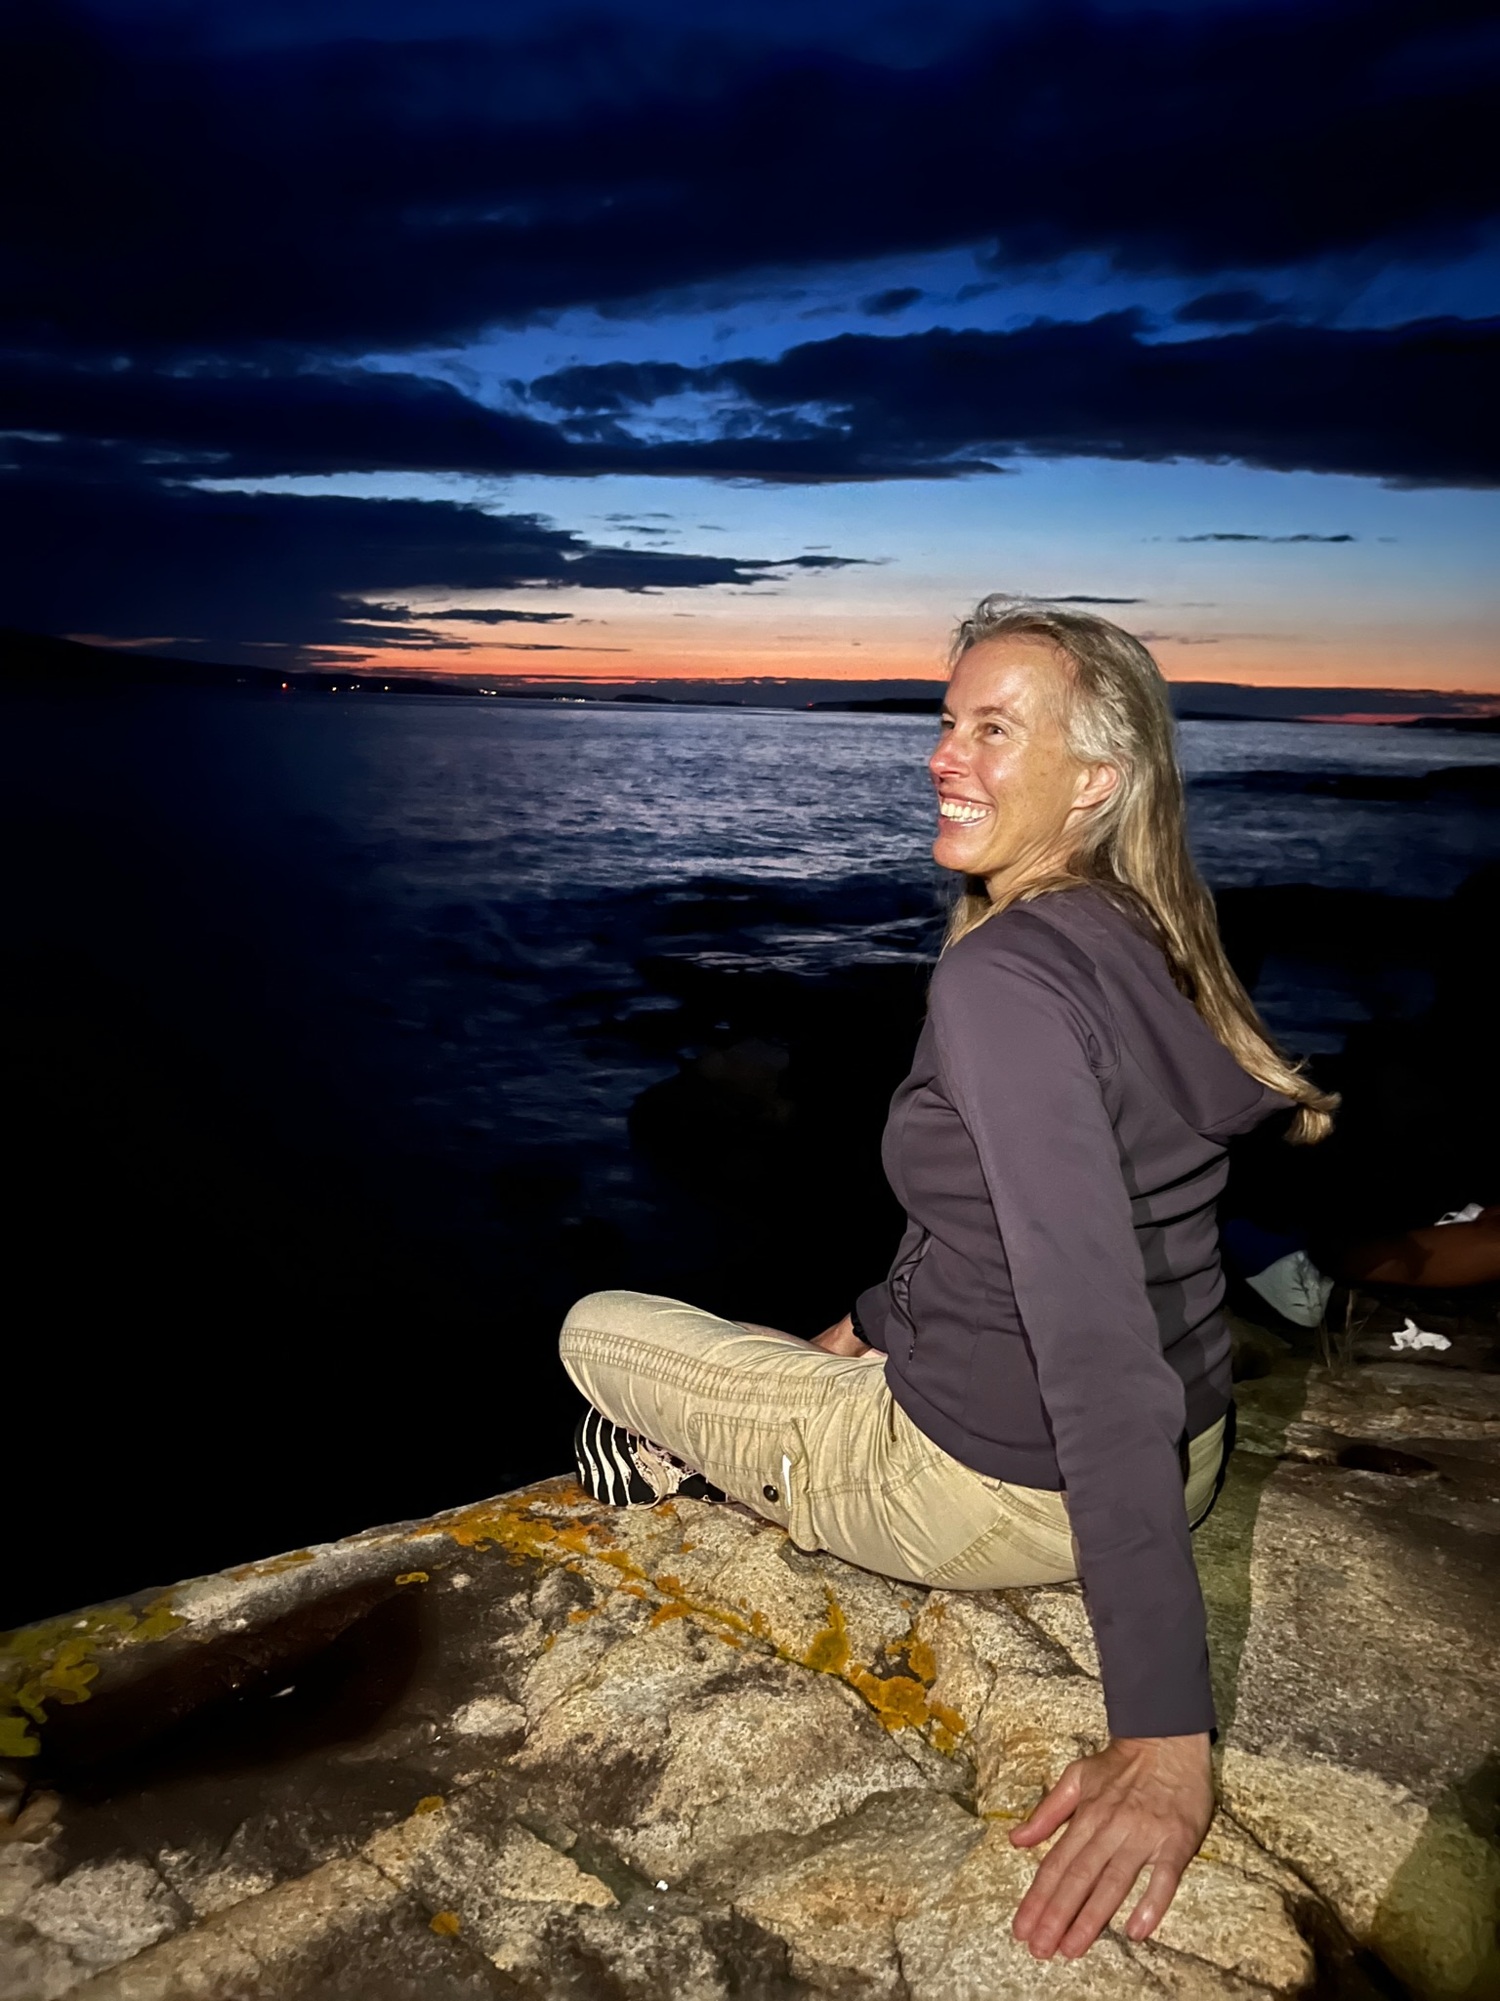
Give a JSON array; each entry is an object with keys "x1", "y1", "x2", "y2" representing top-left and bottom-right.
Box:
[
  {"x1": 808, "y1": 1313, "x2": 873, "y2": 1356},
  {"x1": 1008, "y1": 1732, "x2": 1213, "y2": 1959}
]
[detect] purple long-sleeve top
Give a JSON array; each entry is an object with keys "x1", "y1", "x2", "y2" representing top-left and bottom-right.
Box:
[{"x1": 855, "y1": 885, "x2": 1289, "y2": 1738}]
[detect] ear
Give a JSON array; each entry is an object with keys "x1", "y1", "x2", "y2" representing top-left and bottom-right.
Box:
[{"x1": 1072, "y1": 761, "x2": 1120, "y2": 813}]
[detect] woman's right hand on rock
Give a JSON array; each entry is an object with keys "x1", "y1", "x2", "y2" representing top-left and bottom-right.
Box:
[
  {"x1": 809, "y1": 1313, "x2": 873, "y2": 1356},
  {"x1": 1009, "y1": 1732, "x2": 1214, "y2": 1960}
]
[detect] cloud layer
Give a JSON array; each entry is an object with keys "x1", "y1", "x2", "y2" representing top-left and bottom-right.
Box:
[
  {"x1": 8, "y1": 1, "x2": 1496, "y2": 354},
  {"x1": 1, "y1": 440, "x2": 863, "y2": 661}
]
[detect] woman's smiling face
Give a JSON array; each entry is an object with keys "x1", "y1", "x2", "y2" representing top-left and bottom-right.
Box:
[{"x1": 929, "y1": 637, "x2": 1118, "y2": 892}]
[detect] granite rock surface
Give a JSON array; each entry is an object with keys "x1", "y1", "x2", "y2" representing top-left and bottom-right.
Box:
[{"x1": 3, "y1": 1352, "x2": 1497, "y2": 2000}]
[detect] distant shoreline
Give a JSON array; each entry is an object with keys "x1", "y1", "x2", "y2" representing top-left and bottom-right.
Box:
[{"x1": 3, "y1": 628, "x2": 1496, "y2": 730}]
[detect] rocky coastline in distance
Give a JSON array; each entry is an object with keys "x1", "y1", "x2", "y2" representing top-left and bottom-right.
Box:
[{"x1": 4, "y1": 627, "x2": 1498, "y2": 728}]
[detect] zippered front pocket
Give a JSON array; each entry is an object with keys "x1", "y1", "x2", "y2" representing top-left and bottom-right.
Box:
[{"x1": 890, "y1": 1228, "x2": 932, "y2": 1360}]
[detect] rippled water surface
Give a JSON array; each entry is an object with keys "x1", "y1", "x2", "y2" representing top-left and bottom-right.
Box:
[
  {"x1": 240, "y1": 698, "x2": 1500, "y2": 898},
  {"x1": 11, "y1": 690, "x2": 1497, "y2": 1169}
]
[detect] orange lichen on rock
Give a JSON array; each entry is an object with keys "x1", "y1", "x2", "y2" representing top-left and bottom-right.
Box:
[
  {"x1": 797, "y1": 1594, "x2": 965, "y2": 1753},
  {"x1": 430, "y1": 1490, "x2": 966, "y2": 1754},
  {"x1": 803, "y1": 1598, "x2": 851, "y2": 1676},
  {"x1": 429, "y1": 1910, "x2": 462, "y2": 1936},
  {"x1": 902, "y1": 1634, "x2": 938, "y2": 1684}
]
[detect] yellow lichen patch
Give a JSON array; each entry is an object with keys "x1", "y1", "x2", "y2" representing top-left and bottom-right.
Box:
[
  {"x1": 644, "y1": 1587, "x2": 756, "y2": 1645},
  {"x1": 591, "y1": 1545, "x2": 647, "y2": 1578},
  {"x1": 227, "y1": 1550, "x2": 315, "y2": 1581},
  {"x1": 1, "y1": 1595, "x2": 185, "y2": 1758},
  {"x1": 0, "y1": 1717, "x2": 38, "y2": 1759},
  {"x1": 429, "y1": 1910, "x2": 462, "y2": 1936},
  {"x1": 431, "y1": 1493, "x2": 768, "y2": 1659},
  {"x1": 436, "y1": 1494, "x2": 633, "y2": 1580},
  {"x1": 903, "y1": 1636, "x2": 937, "y2": 1684},
  {"x1": 803, "y1": 1598, "x2": 851, "y2": 1676},
  {"x1": 394, "y1": 1572, "x2": 429, "y2": 1587},
  {"x1": 925, "y1": 1699, "x2": 967, "y2": 1754},
  {"x1": 414, "y1": 1795, "x2": 444, "y2": 1815},
  {"x1": 847, "y1": 1667, "x2": 933, "y2": 1732},
  {"x1": 438, "y1": 1498, "x2": 573, "y2": 1558},
  {"x1": 794, "y1": 1598, "x2": 966, "y2": 1753},
  {"x1": 566, "y1": 1606, "x2": 598, "y2": 1625},
  {"x1": 27, "y1": 1639, "x2": 99, "y2": 1709}
]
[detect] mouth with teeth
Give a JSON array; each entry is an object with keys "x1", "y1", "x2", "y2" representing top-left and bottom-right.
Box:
[{"x1": 938, "y1": 798, "x2": 993, "y2": 825}]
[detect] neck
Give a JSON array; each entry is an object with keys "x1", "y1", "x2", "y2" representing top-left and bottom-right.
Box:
[{"x1": 983, "y1": 841, "x2": 1082, "y2": 906}]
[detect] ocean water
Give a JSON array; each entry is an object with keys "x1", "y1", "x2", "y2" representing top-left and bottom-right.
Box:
[
  {"x1": 4, "y1": 687, "x2": 1497, "y2": 1617},
  {"x1": 9, "y1": 689, "x2": 1498, "y2": 1170}
]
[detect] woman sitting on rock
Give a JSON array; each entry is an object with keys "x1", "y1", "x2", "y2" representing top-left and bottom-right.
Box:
[{"x1": 559, "y1": 597, "x2": 1333, "y2": 1961}]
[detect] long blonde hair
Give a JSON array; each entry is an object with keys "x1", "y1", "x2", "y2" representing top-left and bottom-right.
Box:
[{"x1": 945, "y1": 595, "x2": 1336, "y2": 1143}]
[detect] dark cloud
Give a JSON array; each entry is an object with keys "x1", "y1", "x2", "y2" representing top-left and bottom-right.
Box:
[
  {"x1": 378, "y1": 606, "x2": 577, "y2": 624},
  {"x1": 326, "y1": 621, "x2": 469, "y2": 648},
  {"x1": 532, "y1": 314, "x2": 1499, "y2": 486},
  {"x1": 0, "y1": 353, "x2": 960, "y2": 482},
  {"x1": 0, "y1": 442, "x2": 867, "y2": 663},
  {"x1": 1173, "y1": 289, "x2": 1290, "y2": 326},
  {"x1": 861, "y1": 287, "x2": 923, "y2": 317},
  {"x1": 1049, "y1": 595, "x2": 1143, "y2": 604},
  {"x1": 1175, "y1": 532, "x2": 1357, "y2": 542},
  {"x1": 0, "y1": 355, "x2": 590, "y2": 477},
  {"x1": 4, "y1": 2, "x2": 1495, "y2": 356},
  {"x1": 527, "y1": 363, "x2": 699, "y2": 417},
  {"x1": 0, "y1": 351, "x2": 998, "y2": 482}
]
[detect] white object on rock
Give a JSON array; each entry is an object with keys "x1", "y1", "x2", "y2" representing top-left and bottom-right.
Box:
[
  {"x1": 1390, "y1": 1318, "x2": 1451, "y2": 1352},
  {"x1": 1435, "y1": 1202, "x2": 1484, "y2": 1226},
  {"x1": 1246, "y1": 1249, "x2": 1335, "y2": 1328}
]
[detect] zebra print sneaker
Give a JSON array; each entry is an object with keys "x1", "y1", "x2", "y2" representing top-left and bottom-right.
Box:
[{"x1": 573, "y1": 1407, "x2": 724, "y2": 1507}]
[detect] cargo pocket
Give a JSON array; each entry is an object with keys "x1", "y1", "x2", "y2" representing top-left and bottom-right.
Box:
[{"x1": 775, "y1": 1443, "x2": 820, "y2": 1554}]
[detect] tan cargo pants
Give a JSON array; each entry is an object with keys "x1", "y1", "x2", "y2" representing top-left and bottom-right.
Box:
[{"x1": 560, "y1": 1289, "x2": 1226, "y2": 1591}]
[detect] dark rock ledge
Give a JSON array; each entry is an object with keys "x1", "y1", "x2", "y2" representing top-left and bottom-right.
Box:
[{"x1": 3, "y1": 1355, "x2": 1498, "y2": 2001}]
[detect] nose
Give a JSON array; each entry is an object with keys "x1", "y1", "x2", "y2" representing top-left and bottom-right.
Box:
[{"x1": 929, "y1": 729, "x2": 968, "y2": 785}]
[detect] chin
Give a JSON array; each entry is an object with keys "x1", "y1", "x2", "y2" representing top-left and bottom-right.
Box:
[{"x1": 933, "y1": 830, "x2": 990, "y2": 874}]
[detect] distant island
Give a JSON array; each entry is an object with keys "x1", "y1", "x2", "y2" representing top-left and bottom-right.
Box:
[{"x1": 3, "y1": 628, "x2": 1496, "y2": 729}]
